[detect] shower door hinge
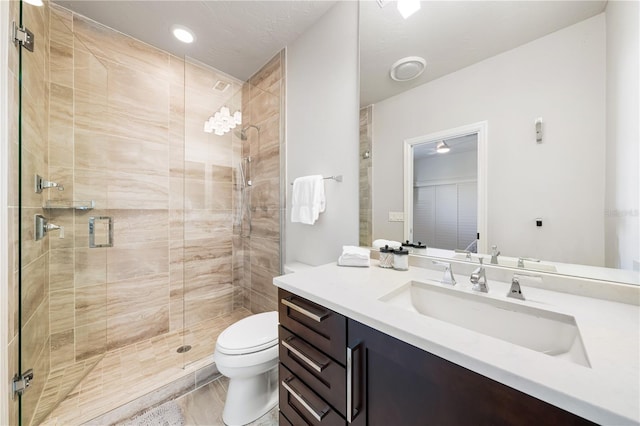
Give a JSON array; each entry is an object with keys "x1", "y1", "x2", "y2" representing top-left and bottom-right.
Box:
[
  {"x1": 12, "y1": 369, "x2": 34, "y2": 398},
  {"x1": 13, "y1": 22, "x2": 34, "y2": 52}
]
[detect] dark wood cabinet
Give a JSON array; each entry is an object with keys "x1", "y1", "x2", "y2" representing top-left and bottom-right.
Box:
[
  {"x1": 278, "y1": 288, "x2": 595, "y2": 426},
  {"x1": 347, "y1": 319, "x2": 595, "y2": 426}
]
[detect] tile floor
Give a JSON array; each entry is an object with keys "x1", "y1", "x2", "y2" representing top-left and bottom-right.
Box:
[
  {"x1": 175, "y1": 376, "x2": 278, "y2": 426},
  {"x1": 41, "y1": 309, "x2": 252, "y2": 425}
]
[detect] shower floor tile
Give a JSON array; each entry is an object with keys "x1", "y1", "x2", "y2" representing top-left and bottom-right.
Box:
[{"x1": 41, "y1": 308, "x2": 252, "y2": 426}]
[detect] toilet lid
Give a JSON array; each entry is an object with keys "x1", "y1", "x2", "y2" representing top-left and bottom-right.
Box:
[{"x1": 216, "y1": 311, "x2": 278, "y2": 355}]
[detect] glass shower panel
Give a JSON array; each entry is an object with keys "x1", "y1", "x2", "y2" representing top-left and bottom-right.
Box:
[
  {"x1": 181, "y1": 56, "x2": 244, "y2": 367},
  {"x1": 18, "y1": 3, "x2": 109, "y2": 425}
]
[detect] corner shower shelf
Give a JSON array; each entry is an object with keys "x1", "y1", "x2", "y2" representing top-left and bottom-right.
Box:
[{"x1": 44, "y1": 200, "x2": 96, "y2": 211}]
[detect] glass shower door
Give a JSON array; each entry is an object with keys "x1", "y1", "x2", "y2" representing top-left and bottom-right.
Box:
[{"x1": 18, "y1": 2, "x2": 109, "y2": 424}]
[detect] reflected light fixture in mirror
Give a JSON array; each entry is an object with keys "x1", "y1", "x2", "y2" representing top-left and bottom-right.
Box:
[
  {"x1": 24, "y1": 0, "x2": 43, "y2": 6},
  {"x1": 171, "y1": 25, "x2": 195, "y2": 44},
  {"x1": 397, "y1": 0, "x2": 420, "y2": 19},
  {"x1": 436, "y1": 141, "x2": 451, "y2": 154}
]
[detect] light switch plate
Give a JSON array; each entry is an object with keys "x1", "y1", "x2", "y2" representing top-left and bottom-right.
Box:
[{"x1": 388, "y1": 211, "x2": 404, "y2": 222}]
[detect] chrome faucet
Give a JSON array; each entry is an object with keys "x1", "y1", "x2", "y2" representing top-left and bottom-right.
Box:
[
  {"x1": 508, "y1": 272, "x2": 542, "y2": 300},
  {"x1": 432, "y1": 260, "x2": 456, "y2": 286},
  {"x1": 508, "y1": 275, "x2": 526, "y2": 300},
  {"x1": 470, "y1": 258, "x2": 489, "y2": 293},
  {"x1": 517, "y1": 257, "x2": 540, "y2": 268},
  {"x1": 490, "y1": 245, "x2": 500, "y2": 264},
  {"x1": 454, "y1": 249, "x2": 472, "y2": 261}
]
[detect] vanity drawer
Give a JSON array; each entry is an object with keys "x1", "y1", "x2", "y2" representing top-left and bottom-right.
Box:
[
  {"x1": 279, "y1": 364, "x2": 346, "y2": 426},
  {"x1": 279, "y1": 289, "x2": 346, "y2": 365},
  {"x1": 279, "y1": 326, "x2": 346, "y2": 417}
]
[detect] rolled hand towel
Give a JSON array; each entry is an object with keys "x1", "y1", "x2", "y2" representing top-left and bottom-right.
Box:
[
  {"x1": 372, "y1": 239, "x2": 402, "y2": 250},
  {"x1": 338, "y1": 245, "x2": 370, "y2": 267}
]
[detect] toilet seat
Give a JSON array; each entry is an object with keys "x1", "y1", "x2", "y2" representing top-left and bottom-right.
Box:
[{"x1": 216, "y1": 311, "x2": 278, "y2": 355}]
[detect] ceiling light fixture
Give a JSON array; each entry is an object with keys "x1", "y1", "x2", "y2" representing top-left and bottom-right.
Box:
[
  {"x1": 204, "y1": 107, "x2": 242, "y2": 136},
  {"x1": 397, "y1": 0, "x2": 420, "y2": 19},
  {"x1": 24, "y1": 0, "x2": 44, "y2": 6},
  {"x1": 171, "y1": 25, "x2": 195, "y2": 44},
  {"x1": 436, "y1": 141, "x2": 451, "y2": 154},
  {"x1": 390, "y1": 56, "x2": 426, "y2": 81}
]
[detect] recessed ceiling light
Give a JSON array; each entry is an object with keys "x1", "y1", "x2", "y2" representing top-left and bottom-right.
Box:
[
  {"x1": 171, "y1": 25, "x2": 195, "y2": 44},
  {"x1": 390, "y1": 56, "x2": 426, "y2": 81},
  {"x1": 24, "y1": 0, "x2": 43, "y2": 6}
]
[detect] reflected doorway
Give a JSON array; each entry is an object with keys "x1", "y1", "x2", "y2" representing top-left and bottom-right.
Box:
[{"x1": 404, "y1": 121, "x2": 487, "y2": 254}]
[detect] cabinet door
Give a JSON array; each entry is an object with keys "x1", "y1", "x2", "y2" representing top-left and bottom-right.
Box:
[{"x1": 347, "y1": 319, "x2": 594, "y2": 426}]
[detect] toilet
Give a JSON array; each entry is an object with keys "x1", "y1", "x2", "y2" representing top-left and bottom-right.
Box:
[{"x1": 213, "y1": 311, "x2": 279, "y2": 426}]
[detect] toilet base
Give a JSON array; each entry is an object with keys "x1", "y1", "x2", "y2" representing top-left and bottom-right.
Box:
[{"x1": 222, "y1": 367, "x2": 278, "y2": 426}]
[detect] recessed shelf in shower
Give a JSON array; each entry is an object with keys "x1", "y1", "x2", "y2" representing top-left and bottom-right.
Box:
[{"x1": 43, "y1": 200, "x2": 96, "y2": 210}]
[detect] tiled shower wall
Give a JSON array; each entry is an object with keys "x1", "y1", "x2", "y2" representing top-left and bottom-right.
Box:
[
  {"x1": 359, "y1": 105, "x2": 373, "y2": 247},
  {"x1": 45, "y1": 4, "x2": 247, "y2": 361},
  {"x1": 240, "y1": 52, "x2": 285, "y2": 313},
  {"x1": 6, "y1": 2, "x2": 285, "y2": 424},
  {"x1": 8, "y1": 1, "x2": 53, "y2": 425},
  {"x1": 6, "y1": 0, "x2": 19, "y2": 421}
]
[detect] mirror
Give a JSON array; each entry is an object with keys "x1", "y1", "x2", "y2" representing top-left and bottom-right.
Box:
[{"x1": 359, "y1": 1, "x2": 639, "y2": 285}]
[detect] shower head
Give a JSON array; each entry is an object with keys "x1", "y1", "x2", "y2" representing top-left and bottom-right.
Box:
[{"x1": 238, "y1": 124, "x2": 261, "y2": 141}]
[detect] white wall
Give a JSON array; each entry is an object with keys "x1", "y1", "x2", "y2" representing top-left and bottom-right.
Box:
[
  {"x1": 604, "y1": 0, "x2": 639, "y2": 270},
  {"x1": 285, "y1": 1, "x2": 359, "y2": 266},
  {"x1": 373, "y1": 14, "x2": 606, "y2": 266}
]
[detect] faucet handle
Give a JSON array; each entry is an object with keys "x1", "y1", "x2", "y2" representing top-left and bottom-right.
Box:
[
  {"x1": 508, "y1": 272, "x2": 542, "y2": 300},
  {"x1": 517, "y1": 257, "x2": 540, "y2": 268},
  {"x1": 432, "y1": 260, "x2": 456, "y2": 286},
  {"x1": 45, "y1": 223, "x2": 64, "y2": 239}
]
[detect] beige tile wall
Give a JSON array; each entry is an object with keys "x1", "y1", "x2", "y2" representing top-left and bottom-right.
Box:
[
  {"x1": 7, "y1": 0, "x2": 20, "y2": 423},
  {"x1": 7, "y1": 3, "x2": 285, "y2": 423},
  {"x1": 12, "y1": 1, "x2": 53, "y2": 425},
  {"x1": 359, "y1": 106, "x2": 373, "y2": 247},
  {"x1": 240, "y1": 51, "x2": 285, "y2": 313},
  {"x1": 45, "y1": 5, "x2": 248, "y2": 366}
]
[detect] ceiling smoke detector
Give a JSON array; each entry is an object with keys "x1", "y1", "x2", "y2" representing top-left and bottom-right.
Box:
[{"x1": 390, "y1": 56, "x2": 426, "y2": 82}]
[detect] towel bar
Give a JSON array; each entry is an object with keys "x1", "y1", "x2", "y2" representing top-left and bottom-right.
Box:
[{"x1": 290, "y1": 175, "x2": 342, "y2": 185}]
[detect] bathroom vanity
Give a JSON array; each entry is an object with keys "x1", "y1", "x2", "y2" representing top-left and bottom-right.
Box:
[{"x1": 274, "y1": 260, "x2": 640, "y2": 425}]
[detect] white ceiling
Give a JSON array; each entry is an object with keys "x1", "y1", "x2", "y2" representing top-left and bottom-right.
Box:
[
  {"x1": 53, "y1": 0, "x2": 336, "y2": 81},
  {"x1": 360, "y1": 0, "x2": 607, "y2": 106},
  {"x1": 53, "y1": 1, "x2": 607, "y2": 103}
]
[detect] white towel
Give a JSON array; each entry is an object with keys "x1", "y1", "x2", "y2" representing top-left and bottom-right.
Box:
[
  {"x1": 372, "y1": 239, "x2": 402, "y2": 250},
  {"x1": 338, "y1": 245, "x2": 370, "y2": 267},
  {"x1": 291, "y1": 175, "x2": 325, "y2": 225}
]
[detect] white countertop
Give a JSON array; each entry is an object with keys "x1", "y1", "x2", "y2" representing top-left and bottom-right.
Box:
[{"x1": 274, "y1": 260, "x2": 640, "y2": 425}]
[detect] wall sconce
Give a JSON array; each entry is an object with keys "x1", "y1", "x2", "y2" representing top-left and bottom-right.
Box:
[
  {"x1": 436, "y1": 141, "x2": 451, "y2": 154},
  {"x1": 204, "y1": 107, "x2": 242, "y2": 136}
]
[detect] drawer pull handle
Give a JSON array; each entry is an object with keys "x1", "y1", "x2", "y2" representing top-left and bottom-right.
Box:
[
  {"x1": 282, "y1": 338, "x2": 329, "y2": 373},
  {"x1": 281, "y1": 297, "x2": 329, "y2": 322},
  {"x1": 282, "y1": 378, "x2": 328, "y2": 422},
  {"x1": 347, "y1": 342, "x2": 362, "y2": 423}
]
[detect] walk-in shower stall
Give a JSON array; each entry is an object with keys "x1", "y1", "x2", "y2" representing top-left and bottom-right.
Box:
[{"x1": 8, "y1": 1, "x2": 285, "y2": 423}]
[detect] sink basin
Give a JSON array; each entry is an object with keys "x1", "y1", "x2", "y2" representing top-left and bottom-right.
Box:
[
  {"x1": 452, "y1": 253, "x2": 558, "y2": 272},
  {"x1": 380, "y1": 280, "x2": 590, "y2": 367}
]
